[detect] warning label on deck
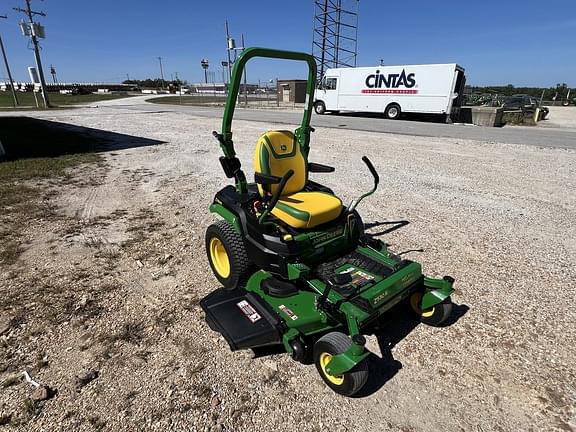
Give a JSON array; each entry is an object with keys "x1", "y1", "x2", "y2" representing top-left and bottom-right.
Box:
[
  {"x1": 278, "y1": 304, "x2": 299, "y2": 321},
  {"x1": 236, "y1": 300, "x2": 261, "y2": 323},
  {"x1": 339, "y1": 267, "x2": 375, "y2": 286}
]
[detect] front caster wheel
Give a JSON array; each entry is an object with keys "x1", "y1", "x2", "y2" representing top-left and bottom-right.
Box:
[
  {"x1": 410, "y1": 292, "x2": 453, "y2": 326},
  {"x1": 313, "y1": 332, "x2": 369, "y2": 396}
]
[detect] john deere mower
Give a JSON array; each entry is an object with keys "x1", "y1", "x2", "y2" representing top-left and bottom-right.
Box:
[{"x1": 200, "y1": 48, "x2": 455, "y2": 396}]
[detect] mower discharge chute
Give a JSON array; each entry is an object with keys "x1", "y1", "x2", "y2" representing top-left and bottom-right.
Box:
[{"x1": 200, "y1": 47, "x2": 455, "y2": 396}]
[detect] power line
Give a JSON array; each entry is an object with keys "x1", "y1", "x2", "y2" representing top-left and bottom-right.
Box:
[{"x1": 13, "y1": 0, "x2": 51, "y2": 107}]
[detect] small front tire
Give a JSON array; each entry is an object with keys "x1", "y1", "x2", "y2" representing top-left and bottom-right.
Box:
[
  {"x1": 410, "y1": 292, "x2": 453, "y2": 326},
  {"x1": 313, "y1": 332, "x2": 369, "y2": 396}
]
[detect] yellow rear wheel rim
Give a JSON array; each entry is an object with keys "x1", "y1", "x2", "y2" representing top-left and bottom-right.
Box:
[
  {"x1": 410, "y1": 292, "x2": 435, "y2": 318},
  {"x1": 209, "y1": 237, "x2": 230, "y2": 278},
  {"x1": 319, "y1": 352, "x2": 344, "y2": 385}
]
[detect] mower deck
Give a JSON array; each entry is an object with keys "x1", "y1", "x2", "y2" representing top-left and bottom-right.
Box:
[{"x1": 201, "y1": 244, "x2": 424, "y2": 353}]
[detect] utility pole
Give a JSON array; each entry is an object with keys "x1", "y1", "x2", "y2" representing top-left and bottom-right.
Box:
[
  {"x1": 0, "y1": 15, "x2": 18, "y2": 107},
  {"x1": 225, "y1": 20, "x2": 232, "y2": 92},
  {"x1": 241, "y1": 33, "x2": 248, "y2": 107},
  {"x1": 157, "y1": 56, "x2": 165, "y2": 89},
  {"x1": 14, "y1": 0, "x2": 50, "y2": 108},
  {"x1": 224, "y1": 22, "x2": 248, "y2": 104}
]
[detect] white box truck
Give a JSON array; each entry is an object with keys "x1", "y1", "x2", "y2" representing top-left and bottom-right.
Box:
[{"x1": 314, "y1": 63, "x2": 466, "y2": 120}]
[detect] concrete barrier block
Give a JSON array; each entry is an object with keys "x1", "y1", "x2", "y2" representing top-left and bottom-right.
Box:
[{"x1": 459, "y1": 107, "x2": 504, "y2": 127}]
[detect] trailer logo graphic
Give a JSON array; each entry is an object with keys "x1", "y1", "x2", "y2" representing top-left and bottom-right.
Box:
[{"x1": 362, "y1": 69, "x2": 418, "y2": 94}]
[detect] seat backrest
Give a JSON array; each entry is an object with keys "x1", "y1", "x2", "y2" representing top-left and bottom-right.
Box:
[{"x1": 254, "y1": 130, "x2": 307, "y2": 196}]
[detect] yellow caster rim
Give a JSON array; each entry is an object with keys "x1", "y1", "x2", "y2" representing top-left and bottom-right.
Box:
[
  {"x1": 209, "y1": 237, "x2": 230, "y2": 278},
  {"x1": 319, "y1": 352, "x2": 344, "y2": 385},
  {"x1": 410, "y1": 292, "x2": 435, "y2": 318}
]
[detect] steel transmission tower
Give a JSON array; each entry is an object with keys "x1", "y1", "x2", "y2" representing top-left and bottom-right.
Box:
[{"x1": 312, "y1": 0, "x2": 359, "y2": 82}]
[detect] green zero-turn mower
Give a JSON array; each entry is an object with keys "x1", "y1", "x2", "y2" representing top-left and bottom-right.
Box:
[{"x1": 200, "y1": 47, "x2": 455, "y2": 396}]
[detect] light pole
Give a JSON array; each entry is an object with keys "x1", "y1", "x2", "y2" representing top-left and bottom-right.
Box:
[
  {"x1": 221, "y1": 61, "x2": 228, "y2": 84},
  {"x1": 50, "y1": 64, "x2": 58, "y2": 84},
  {"x1": 157, "y1": 57, "x2": 165, "y2": 89},
  {"x1": 201, "y1": 59, "x2": 209, "y2": 84},
  {"x1": 0, "y1": 15, "x2": 18, "y2": 107}
]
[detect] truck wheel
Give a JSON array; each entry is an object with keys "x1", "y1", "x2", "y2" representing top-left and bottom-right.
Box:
[
  {"x1": 205, "y1": 220, "x2": 251, "y2": 290},
  {"x1": 313, "y1": 332, "x2": 369, "y2": 396},
  {"x1": 314, "y1": 101, "x2": 326, "y2": 115},
  {"x1": 384, "y1": 103, "x2": 401, "y2": 120}
]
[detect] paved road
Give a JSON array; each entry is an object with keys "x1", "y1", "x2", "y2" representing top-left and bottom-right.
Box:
[
  {"x1": 103, "y1": 100, "x2": 576, "y2": 150},
  {"x1": 3, "y1": 95, "x2": 573, "y2": 150}
]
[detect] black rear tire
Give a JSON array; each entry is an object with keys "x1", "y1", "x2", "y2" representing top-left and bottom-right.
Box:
[
  {"x1": 384, "y1": 103, "x2": 401, "y2": 120},
  {"x1": 314, "y1": 101, "x2": 326, "y2": 115},
  {"x1": 205, "y1": 220, "x2": 251, "y2": 290},
  {"x1": 313, "y1": 332, "x2": 369, "y2": 396}
]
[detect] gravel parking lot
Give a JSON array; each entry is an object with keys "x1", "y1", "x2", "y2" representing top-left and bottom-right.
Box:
[
  {"x1": 542, "y1": 106, "x2": 576, "y2": 129},
  {"x1": 1, "y1": 105, "x2": 575, "y2": 431}
]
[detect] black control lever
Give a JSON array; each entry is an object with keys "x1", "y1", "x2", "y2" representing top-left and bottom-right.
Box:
[
  {"x1": 361, "y1": 156, "x2": 379, "y2": 185},
  {"x1": 258, "y1": 169, "x2": 294, "y2": 223},
  {"x1": 349, "y1": 156, "x2": 380, "y2": 212},
  {"x1": 212, "y1": 130, "x2": 224, "y2": 144},
  {"x1": 266, "y1": 169, "x2": 294, "y2": 212}
]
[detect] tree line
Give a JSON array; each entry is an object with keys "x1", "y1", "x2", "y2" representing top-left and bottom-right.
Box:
[
  {"x1": 123, "y1": 78, "x2": 188, "y2": 88},
  {"x1": 465, "y1": 83, "x2": 572, "y2": 101}
]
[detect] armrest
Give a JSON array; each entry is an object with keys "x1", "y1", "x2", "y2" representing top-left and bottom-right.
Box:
[
  {"x1": 255, "y1": 172, "x2": 282, "y2": 185},
  {"x1": 308, "y1": 162, "x2": 335, "y2": 173}
]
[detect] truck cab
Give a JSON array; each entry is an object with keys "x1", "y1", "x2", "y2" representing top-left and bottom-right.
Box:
[{"x1": 315, "y1": 73, "x2": 340, "y2": 115}]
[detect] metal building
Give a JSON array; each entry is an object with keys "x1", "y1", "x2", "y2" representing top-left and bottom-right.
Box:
[{"x1": 277, "y1": 80, "x2": 307, "y2": 103}]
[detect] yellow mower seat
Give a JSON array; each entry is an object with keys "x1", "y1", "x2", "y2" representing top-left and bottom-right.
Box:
[
  {"x1": 274, "y1": 191, "x2": 342, "y2": 229},
  {"x1": 254, "y1": 130, "x2": 342, "y2": 229}
]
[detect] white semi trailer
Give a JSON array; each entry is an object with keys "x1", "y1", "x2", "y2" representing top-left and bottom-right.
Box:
[{"x1": 314, "y1": 63, "x2": 466, "y2": 120}]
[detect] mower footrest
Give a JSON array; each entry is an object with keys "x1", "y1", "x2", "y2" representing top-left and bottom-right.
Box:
[{"x1": 200, "y1": 288, "x2": 283, "y2": 351}]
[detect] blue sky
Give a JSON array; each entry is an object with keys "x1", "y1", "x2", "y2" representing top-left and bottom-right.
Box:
[{"x1": 0, "y1": 0, "x2": 574, "y2": 86}]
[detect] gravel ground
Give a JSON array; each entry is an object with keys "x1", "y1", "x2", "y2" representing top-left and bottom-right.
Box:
[
  {"x1": 0, "y1": 105, "x2": 575, "y2": 432},
  {"x1": 541, "y1": 106, "x2": 576, "y2": 129}
]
